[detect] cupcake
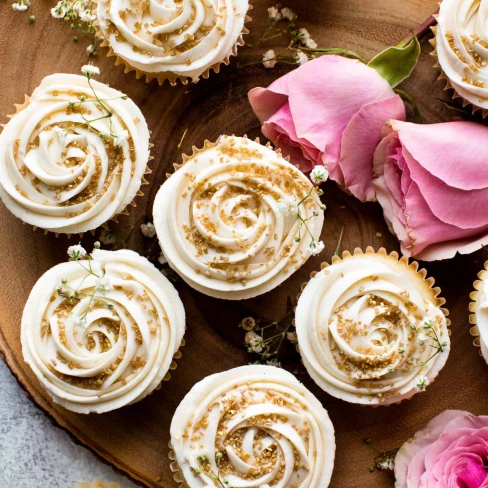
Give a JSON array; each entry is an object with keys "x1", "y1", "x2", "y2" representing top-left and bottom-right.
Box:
[
  {"x1": 0, "y1": 71, "x2": 151, "y2": 234},
  {"x1": 21, "y1": 247, "x2": 185, "y2": 414},
  {"x1": 295, "y1": 247, "x2": 450, "y2": 406},
  {"x1": 170, "y1": 365, "x2": 336, "y2": 488},
  {"x1": 153, "y1": 135, "x2": 325, "y2": 300},
  {"x1": 432, "y1": 0, "x2": 488, "y2": 116},
  {"x1": 96, "y1": 0, "x2": 251, "y2": 85},
  {"x1": 469, "y1": 260, "x2": 488, "y2": 362}
]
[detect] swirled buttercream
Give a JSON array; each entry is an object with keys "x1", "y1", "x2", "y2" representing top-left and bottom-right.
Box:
[
  {"x1": 96, "y1": 0, "x2": 250, "y2": 83},
  {"x1": 21, "y1": 249, "x2": 185, "y2": 413},
  {"x1": 170, "y1": 365, "x2": 336, "y2": 488},
  {"x1": 435, "y1": 0, "x2": 488, "y2": 112},
  {"x1": 0, "y1": 73, "x2": 150, "y2": 234},
  {"x1": 295, "y1": 248, "x2": 450, "y2": 405},
  {"x1": 153, "y1": 135, "x2": 325, "y2": 300}
]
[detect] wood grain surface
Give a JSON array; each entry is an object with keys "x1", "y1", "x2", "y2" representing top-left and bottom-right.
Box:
[{"x1": 1, "y1": 1, "x2": 487, "y2": 487}]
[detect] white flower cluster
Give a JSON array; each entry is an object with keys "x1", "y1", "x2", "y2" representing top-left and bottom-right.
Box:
[
  {"x1": 262, "y1": 49, "x2": 277, "y2": 69},
  {"x1": 310, "y1": 165, "x2": 329, "y2": 185},
  {"x1": 81, "y1": 64, "x2": 100, "y2": 77},
  {"x1": 51, "y1": 0, "x2": 94, "y2": 21},
  {"x1": 298, "y1": 28, "x2": 318, "y2": 49},
  {"x1": 415, "y1": 375, "x2": 429, "y2": 391},
  {"x1": 140, "y1": 222, "x2": 156, "y2": 238},
  {"x1": 245, "y1": 331, "x2": 264, "y2": 353},
  {"x1": 95, "y1": 276, "x2": 113, "y2": 295},
  {"x1": 12, "y1": 0, "x2": 30, "y2": 11},
  {"x1": 277, "y1": 197, "x2": 298, "y2": 216},
  {"x1": 113, "y1": 129, "x2": 129, "y2": 148},
  {"x1": 308, "y1": 240, "x2": 325, "y2": 255},
  {"x1": 67, "y1": 244, "x2": 87, "y2": 260}
]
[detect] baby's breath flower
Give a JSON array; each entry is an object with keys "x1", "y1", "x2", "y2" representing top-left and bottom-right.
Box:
[
  {"x1": 417, "y1": 332, "x2": 427, "y2": 344},
  {"x1": 245, "y1": 331, "x2": 264, "y2": 353},
  {"x1": 12, "y1": 0, "x2": 29, "y2": 11},
  {"x1": 262, "y1": 49, "x2": 277, "y2": 69},
  {"x1": 93, "y1": 241, "x2": 101, "y2": 249},
  {"x1": 281, "y1": 7, "x2": 295, "y2": 21},
  {"x1": 86, "y1": 43, "x2": 96, "y2": 55},
  {"x1": 267, "y1": 6, "x2": 281, "y2": 21},
  {"x1": 415, "y1": 375, "x2": 429, "y2": 391},
  {"x1": 112, "y1": 129, "x2": 129, "y2": 147},
  {"x1": 52, "y1": 126, "x2": 68, "y2": 143},
  {"x1": 194, "y1": 449, "x2": 208, "y2": 464},
  {"x1": 310, "y1": 165, "x2": 329, "y2": 184},
  {"x1": 286, "y1": 331, "x2": 298, "y2": 344},
  {"x1": 277, "y1": 197, "x2": 298, "y2": 216},
  {"x1": 74, "y1": 317, "x2": 86, "y2": 327},
  {"x1": 140, "y1": 222, "x2": 156, "y2": 238},
  {"x1": 295, "y1": 50, "x2": 309, "y2": 65},
  {"x1": 266, "y1": 358, "x2": 281, "y2": 368},
  {"x1": 240, "y1": 317, "x2": 256, "y2": 331},
  {"x1": 421, "y1": 316, "x2": 434, "y2": 328},
  {"x1": 95, "y1": 276, "x2": 113, "y2": 295},
  {"x1": 307, "y1": 240, "x2": 325, "y2": 255},
  {"x1": 81, "y1": 64, "x2": 100, "y2": 77},
  {"x1": 99, "y1": 229, "x2": 116, "y2": 245},
  {"x1": 377, "y1": 457, "x2": 395, "y2": 471},
  {"x1": 298, "y1": 28, "x2": 317, "y2": 49},
  {"x1": 51, "y1": 0, "x2": 67, "y2": 18},
  {"x1": 158, "y1": 253, "x2": 167, "y2": 265},
  {"x1": 79, "y1": 9, "x2": 96, "y2": 22},
  {"x1": 67, "y1": 244, "x2": 87, "y2": 260}
]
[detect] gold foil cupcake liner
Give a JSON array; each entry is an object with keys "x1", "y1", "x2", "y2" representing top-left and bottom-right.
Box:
[
  {"x1": 430, "y1": 22, "x2": 488, "y2": 119},
  {"x1": 469, "y1": 261, "x2": 488, "y2": 357},
  {"x1": 295, "y1": 246, "x2": 451, "y2": 407},
  {"x1": 1, "y1": 93, "x2": 153, "y2": 237},
  {"x1": 95, "y1": 3, "x2": 253, "y2": 86}
]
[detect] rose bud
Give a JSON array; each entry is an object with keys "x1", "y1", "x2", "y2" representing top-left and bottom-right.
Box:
[
  {"x1": 248, "y1": 55, "x2": 406, "y2": 201},
  {"x1": 373, "y1": 120, "x2": 488, "y2": 261}
]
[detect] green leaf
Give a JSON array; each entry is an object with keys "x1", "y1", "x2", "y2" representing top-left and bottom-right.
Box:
[
  {"x1": 367, "y1": 34, "x2": 421, "y2": 88},
  {"x1": 394, "y1": 88, "x2": 423, "y2": 123}
]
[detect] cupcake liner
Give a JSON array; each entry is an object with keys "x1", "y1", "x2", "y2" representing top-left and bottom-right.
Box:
[
  {"x1": 296, "y1": 246, "x2": 450, "y2": 407},
  {"x1": 430, "y1": 22, "x2": 488, "y2": 119},
  {"x1": 1, "y1": 94, "x2": 153, "y2": 237},
  {"x1": 95, "y1": 2, "x2": 252, "y2": 86},
  {"x1": 168, "y1": 442, "x2": 187, "y2": 488},
  {"x1": 469, "y1": 261, "x2": 488, "y2": 359},
  {"x1": 73, "y1": 480, "x2": 120, "y2": 488}
]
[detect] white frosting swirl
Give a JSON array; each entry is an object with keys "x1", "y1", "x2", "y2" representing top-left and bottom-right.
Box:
[
  {"x1": 0, "y1": 73, "x2": 150, "y2": 234},
  {"x1": 436, "y1": 0, "x2": 488, "y2": 110},
  {"x1": 21, "y1": 249, "x2": 185, "y2": 413},
  {"x1": 474, "y1": 267, "x2": 488, "y2": 363},
  {"x1": 295, "y1": 250, "x2": 450, "y2": 405},
  {"x1": 153, "y1": 135, "x2": 325, "y2": 300},
  {"x1": 170, "y1": 365, "x2": 336, "y2": 488},
  {"x1": 97, "y1": 0, "x2": 249, "y2": 82}
]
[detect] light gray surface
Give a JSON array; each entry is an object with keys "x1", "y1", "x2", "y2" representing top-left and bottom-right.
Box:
[{"x1": 0, "y1": 360, "x2": 138, "y2": 488}]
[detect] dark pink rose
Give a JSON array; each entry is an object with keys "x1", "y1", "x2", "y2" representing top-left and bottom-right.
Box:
[
  {"x1": 248, "y1": 55, "x2": 406, "y2": 201},
  {"x1": 373, "y1": 120, "x2": 488, "y2": 261},
  {"x1": 395, "y1": 410, "x2": 488, "y2": 488}
]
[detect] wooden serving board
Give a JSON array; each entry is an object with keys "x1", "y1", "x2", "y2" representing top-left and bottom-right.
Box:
[{"x1": 1, "y1": 1, "x2": 488, "y2": 487}]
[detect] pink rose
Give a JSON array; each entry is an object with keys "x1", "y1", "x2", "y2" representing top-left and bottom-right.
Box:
[
  {"x1": 373, "y1": 120, "x2": 488, "y2": 261},
  {"x1": 248, "y1": 55, "x2": 406, "y2": 201},
  {"x1": 395, "y1": 410, "x2": 488, "y2": 488}
]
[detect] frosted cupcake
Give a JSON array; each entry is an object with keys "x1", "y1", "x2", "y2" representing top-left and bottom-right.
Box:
[
  {"x1": 170, "y1": 365, "x2": 336, "y2": 488},
  {"x1": 0, "y1": 70, "x2": 151, "y2": 234},
  {"x1": 153, "y1": 135, "x2": 325, "y2": 300},
  {"x1": 295, "y1": 247, "x2": 450, "y2": 406},
  {"x1": 21, "y1": 246, "x2": 185, "y2": 414},
  {"x1": 96, "y1": 0, "x2": 251, "y2": 85},
  {"x1": 432, "y1": 0, "x2": 488, "y2": 115},
  {"x1": 469, "y1": 260, "x2": 488, "y2": 362}
]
